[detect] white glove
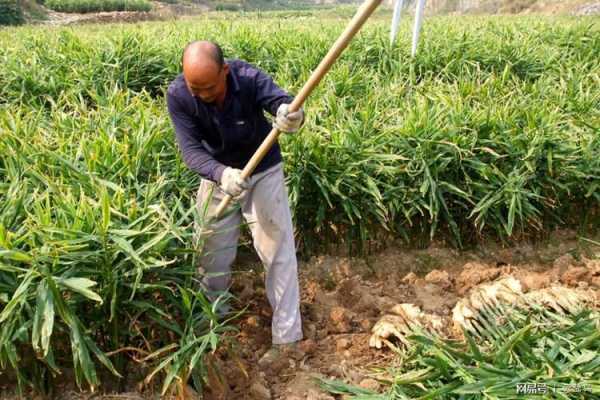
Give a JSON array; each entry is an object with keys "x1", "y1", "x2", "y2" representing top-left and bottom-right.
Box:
[
  {"x1": 220, "y1": 167, "x2": 248, "y2": 197},
  {"x1": 273, "y1": 103, "x2": 304, "y2": 133}
]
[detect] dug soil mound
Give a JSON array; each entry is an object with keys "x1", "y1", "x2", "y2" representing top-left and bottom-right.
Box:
[{"x1": 200, "y1": 231, "x2": 600, "y2": 399}]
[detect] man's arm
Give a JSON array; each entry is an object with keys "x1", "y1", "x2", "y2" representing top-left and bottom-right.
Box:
[
  {"x1": 166, "y1": 93, "x2": 227, "y2": 183},
  {"x1": 253, "y1": 67, "x2": 295, "y2": 116}
]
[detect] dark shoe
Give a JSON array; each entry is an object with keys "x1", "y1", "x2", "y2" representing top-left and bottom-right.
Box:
[{"x1": 258, "y1": 342, "x2": 302, "y2": 370}]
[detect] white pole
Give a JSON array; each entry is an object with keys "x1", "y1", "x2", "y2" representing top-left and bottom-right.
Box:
[
  {"x1": 411, "y1": 0, "x2": 426, "y2": 56},
  {"x1": 389, "y1": 0, "x2": 404, "y2": 45}
]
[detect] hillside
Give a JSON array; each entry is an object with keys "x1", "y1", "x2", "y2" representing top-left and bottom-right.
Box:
[
  {"x1": 7, "y1": 0, "x2": 600, "y2": 27},
  {"x1": 200, "y1": 0, "x2": 600, "y2": 14}
]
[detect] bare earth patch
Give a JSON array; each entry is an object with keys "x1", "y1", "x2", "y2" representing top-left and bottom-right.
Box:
[{"x1": 200, "y1": 230, "x2": 600, "y2": 399}]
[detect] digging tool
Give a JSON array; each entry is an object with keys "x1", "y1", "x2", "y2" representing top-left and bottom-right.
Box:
[{"x1": 213, "y1": 0, "x2": 384, "y2": 218}]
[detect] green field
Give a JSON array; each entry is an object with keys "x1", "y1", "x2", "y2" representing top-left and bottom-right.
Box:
[
  {"x1": 44, "y1": 0, "x2": 152, "y2": 13},
  {"x1": 1, "y1": 10, "x2": 599, "y2": 395}
]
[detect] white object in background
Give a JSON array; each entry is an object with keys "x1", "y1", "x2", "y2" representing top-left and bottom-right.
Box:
[
  {"x1": 411, "y1": 0, "x2": 426, "y2": 56},
  {"x1": 389, "y1": 0, "x2": 404, "y2": 45}
]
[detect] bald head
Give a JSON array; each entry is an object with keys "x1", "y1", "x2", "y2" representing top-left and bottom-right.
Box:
[
  {"x1": 182, "y1": 41, "x2": 224, "y2": 70},
  {"x1": 182, "y1": 41, "x2": 229, "y2": 104}
]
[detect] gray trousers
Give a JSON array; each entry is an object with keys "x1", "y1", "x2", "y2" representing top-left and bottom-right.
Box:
[{"x1": 196, "y1": 163, "x2": 303, "y2": 344}]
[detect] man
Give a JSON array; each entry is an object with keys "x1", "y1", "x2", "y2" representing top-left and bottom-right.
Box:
[{"x1": 166, "y1": 41, "x2": 304, "y2": 365}]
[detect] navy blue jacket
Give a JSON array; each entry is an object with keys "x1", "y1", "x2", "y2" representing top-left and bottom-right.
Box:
[{"x1": 166, "y1": 59, "x2": 294, "y2": 183}]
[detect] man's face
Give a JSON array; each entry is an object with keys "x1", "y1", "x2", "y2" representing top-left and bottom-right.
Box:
[{"x1": 184, "y1": 62, "x2": 229, "y2": 104}]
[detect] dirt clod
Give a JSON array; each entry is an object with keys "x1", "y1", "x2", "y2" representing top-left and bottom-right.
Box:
[
  {"x1": 249, "y1": 381, "x2": 271, "y2": 400},
  {"x1": 425, "y1": 269, "x2": 452, "y2": 289},
  {"x1": 358, "y1": 378, "x2": 380, "y2": 392},
  {"x1": 456, "y1": 263, "x2": 502, "y2": 295},
  {"x1": 336, "y1": 338, "x2": 351, "y2": 352},
  {"x1": 414, "y1": 283, "x2": 456, "y2": 314},
  {"x1": 561, "y1": 267, "x2": 590, "y2": 286},
  {"x1": 306, "y1": 388, "x2": 336, "y2": 399},
  {"x1": 305, "y1": 323, "x2": 318, "y2": 340},
  {"x1": 402, "y1": 272, "x2": 418, "y2": 284},
  {"x1": 298, "y1": 339, "x2": 317, "y2": 355},
  {"x1": 514, "y1": 270, "x2": 552, "y2": 291},
  {"x1": 584, "y1": 258, "x2": 600, "y2": 275},
  {"x1": 329, "y1": 307, "x2": 352, "y2": 333},
  {"x1": 246, "y1": 315, "x2": 261, "y2": 327},
  {"x1": 553, "y1": 254, "x2": 576, "y2": 272},
  {"x1": 359, "y1": 319, "x2": 373, "y2": 332}
]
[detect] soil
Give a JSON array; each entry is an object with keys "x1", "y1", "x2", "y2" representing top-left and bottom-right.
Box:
[
  {"x1": 1, "y1": 229, "x2": 599, "y2": 400},
  {"x1": 525, "y1": 0, "x2": 600, "y2": 15},
  {"x1": 202, "y1": 230, "x2": 599, "y2": 400},
  {"x1": 35, "y1": 0, "x2": 600, "y2": 26},
  {"x1": 572, "y1": 2, "x2": 600, "y2": 15},
  {"x1": 40, "y1": 1, "x2": 208, "y2": 26}
]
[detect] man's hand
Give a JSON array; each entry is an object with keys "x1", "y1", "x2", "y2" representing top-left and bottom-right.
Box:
[
  {"x1": 274, "y1": 103, "x2": 304, "y2": 133},
  {"x1": 220, "y1": 167, "x2": 249, "y2": 197}
]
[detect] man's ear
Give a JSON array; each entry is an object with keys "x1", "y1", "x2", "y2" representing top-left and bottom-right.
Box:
[{"x1": 222, "y1": 63, "x2": 230, "y2": 75}]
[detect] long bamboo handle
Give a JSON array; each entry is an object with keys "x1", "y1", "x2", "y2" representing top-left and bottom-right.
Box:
[{"x1": 214, "y1": 0, "x2": 383, "y2": 218}]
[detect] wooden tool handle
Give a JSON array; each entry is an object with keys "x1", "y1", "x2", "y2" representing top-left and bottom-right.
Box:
[{"x1": 214, "y1": 0, "x2": 383, "y2": 218}]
